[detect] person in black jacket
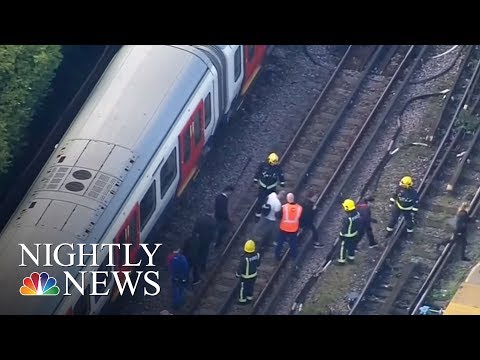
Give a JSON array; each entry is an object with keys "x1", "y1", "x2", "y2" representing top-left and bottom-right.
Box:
[
  {"x1": 437, "y1": 202, "x2": 471, "y2": 261},
  {"x1": 301, "y1": 189, "x2": 322, "y2": 248},
  {"x1": 182, "y1": 235, "x2": 202, "y2": 285},
  {"x1": 214, "y1": 185, "x2": 234, "y2": 249},
  {"x1": 192, "y1": 213, "x2": 217, "y2": 276}
]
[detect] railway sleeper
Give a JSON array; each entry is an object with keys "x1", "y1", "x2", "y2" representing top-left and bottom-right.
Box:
[
  {"x1": 311, "y1": 112, "x2": 338, "y2": 124},
  {"x1": 379, "y1": 262, "x2": 417, "y2": 314}
]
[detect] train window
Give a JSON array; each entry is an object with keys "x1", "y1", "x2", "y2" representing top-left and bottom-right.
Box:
[
  {"x1": 95, "y1": 257, "x2": 113, "y2": 303},
  {"x1": 183, "y1": 126, "x2": 191, "y2": 163},
  {"x1": 247, "y1": 45, "x2": 255, "y2": 61},
  {"x1": 160, "y1": 148, "x2": 177, "y2": 198},
  {"x1": 193, "y1": 111, "x2": 201, "y2": 145},
  {"x1": 73, "y1": 285, "x2": 90, "y2": 315},
  {"x1": 234, "y1": 47, "x2": 241, "y2": 81},
  {"x1": 204, "y1": 93, "x2": 211, "y2": 128},
  {"x1": 140, "y1": 180, "x2": 157, "y2": 231}
]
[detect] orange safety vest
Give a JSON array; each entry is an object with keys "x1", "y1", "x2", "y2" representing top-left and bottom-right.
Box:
[{"x1": 279, "y1": 203, "x2": 303, "y2": 233}]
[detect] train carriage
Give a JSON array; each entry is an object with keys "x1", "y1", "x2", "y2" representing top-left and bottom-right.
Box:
[{"x1": 0, "y1": 45, "x2": 270, "y2": 315}]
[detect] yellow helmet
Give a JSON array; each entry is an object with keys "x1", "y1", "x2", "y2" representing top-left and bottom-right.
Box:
[
  {"x1": 244, "y1": 239, "x2": 256, "y2": 253},
  {"x1": 267, "y1": 153, "x2": 279, "y2": 165},
  {"x1": 400, "y1": 176, "x2": 413, "y2": 188},
  {"x1": 342, "y1": 199, "x2": 355, "y2": 211}
]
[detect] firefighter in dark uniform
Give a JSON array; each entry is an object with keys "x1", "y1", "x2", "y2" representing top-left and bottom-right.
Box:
[
  {"x1": 338, "y1": 199, "x2": 362, "y2": 264},
  {"x1": 437, "y1": 202, "x2": 471, "y2": 261},
  {"x1": 254, "y1": 153, "x2": 285, "y2": 220},
  {"x1": 356, "y1": 197, "x2": 378, "y2": 249},
  {"x1": 386, "y1": 176, "x2": 419, "y2": 238},
  {"x1": 236, "y1": 240, "x2": 261, "y2": 304}
]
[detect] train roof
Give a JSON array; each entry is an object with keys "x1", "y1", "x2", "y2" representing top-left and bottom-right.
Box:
[{"x1": 0, "y1": 45, "x2": 210, "y2": 314}]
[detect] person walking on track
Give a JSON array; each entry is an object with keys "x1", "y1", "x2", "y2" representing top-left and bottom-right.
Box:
[
  {"x1": 385, "y1": 176, "x2": 419, "y2": 239},
  {"x1": 275, "y1": 193, "x2": 303, "y2": 261},
  {"x1": 356, "y1": 196, "x2": 378, "y2": 250},
  {"x1": 236, "y1": 240, "x2": 261, "y2": 304},
  {"x1": 337, "y1": 199, "x2": 362, "y2": 264},
  {"x1": 214, "y1": 185, "x2": 234, "y2": 248},
  {"x1": 167, "y1": 247, "x2": 189, "y2": 311},
  {"x1": 437, "y1": 202, "x2": 471, "y2": 261},
  {"x1": 253, "y1": 190, "x2": 283, "y2": 250},
  {"x1": 253, "y1": 153, "x2": 285, "y2": 220}
]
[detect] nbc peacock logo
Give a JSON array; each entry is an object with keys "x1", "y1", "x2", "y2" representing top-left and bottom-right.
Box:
[{"x1": 20, "y1": 272, "x2": 60, "y2": 296}]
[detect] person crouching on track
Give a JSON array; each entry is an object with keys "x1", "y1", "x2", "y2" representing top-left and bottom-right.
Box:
[
  {"x1": 253, "y1": 190, "x2": 283, "y2": 250},
  {"x1": 385, "y1": 176, "x2": 419, "y2": 239},
  {"x1": 167, "y1": 248, "x2": 189, "y2": 311},
  {"x1": 236, "y1": 240, "x2": 261, "y2": 304},
  {"x1": 275, "y1": 193, "x2": 303, "y2": 261},
  {"x1": 253, "y1": 152, "x2": 285, "y2": 221},
  {"x1": 437, "y1": 202, "x2": 471, "y2": 261},
  {"x1": 356, "y1": 196, "x2": 378, "y2": 250},
  {"x1": 337, "y1": 199, "x2": 362, "y2": 264}
]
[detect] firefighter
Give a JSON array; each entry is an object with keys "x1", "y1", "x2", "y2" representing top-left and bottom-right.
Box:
[
  {"x1": 386, "y1": 176, "x2": 419, "y2": 238},
  {"x1": 338, "y1": 199, "x2": 362, "y2": 264},
  {"x1": 236, "y1": 240, "x2": 261, "y2": 304},
  {"x1": 275, "y1": 193, "x2": 303, "y2": 261},
  {"x1": 356, "y1": 196, "x2": 378, "y2": 249},
  {"x1": 437, "y1": 202, "x2": 471, "y2": 261},
  {"x1": 253, "y1": 153, "x2": 285, "y2": 220}
]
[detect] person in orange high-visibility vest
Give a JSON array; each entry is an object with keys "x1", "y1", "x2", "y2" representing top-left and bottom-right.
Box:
[{"x1": 275, "y1": 193, "x2": 303, "y2": 261}]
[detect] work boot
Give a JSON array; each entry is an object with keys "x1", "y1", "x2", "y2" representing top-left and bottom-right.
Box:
[
  {"x1": 462, "y1": 256, "x2": 471, "y2": 262},
  {"x1": 313, "y1": 241, "x2": 324, "y2": 248},
  {"x1": 369, "y1": 242, "x2": 379, "y2": 249}
]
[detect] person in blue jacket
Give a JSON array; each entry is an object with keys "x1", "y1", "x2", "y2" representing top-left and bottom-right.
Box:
[{"x1": 168, "y1": 248, "x2": 189, "y2": 311}]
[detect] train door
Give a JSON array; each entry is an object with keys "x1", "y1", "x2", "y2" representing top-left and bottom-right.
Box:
[
  {"x1": 109, "y1": 204, "x2": 140, "y2": 303},
  {"x1": 178, "y1": 101, "x2": 205, "y2": 196},
  {"x1": 203, "y1": 79, "x2": 217, "y2": 141},
  {"x1": 241, "y1": 45, "x2": 267, "y2": 95},
  {"x1": 114, "y1": 204, "x2": 141, "y2": 271}
]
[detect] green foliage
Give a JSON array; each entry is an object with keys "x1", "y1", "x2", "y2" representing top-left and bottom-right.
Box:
[
  {"x1": 0, "y1": 45, "x2": 62, "y2": 173},
  {"x1": 457, "y1": 108, "x2": 480, "y2": 134}
]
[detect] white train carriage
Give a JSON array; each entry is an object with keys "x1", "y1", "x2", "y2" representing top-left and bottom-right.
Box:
[{"x1": 0, "y1": 45, "x2": 270, "y2": 315}]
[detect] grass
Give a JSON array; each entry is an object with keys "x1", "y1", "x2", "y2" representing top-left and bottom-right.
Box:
[
  {"x1": 427, "y1": 227, "x2": 480, "y2": 306},
  {"x1": 301, "y1": 250, "x2": 372, "y2": 315}
]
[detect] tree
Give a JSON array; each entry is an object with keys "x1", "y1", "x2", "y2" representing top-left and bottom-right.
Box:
[{"x1": 0, "y1": 45, "x2": 62, "y2": 173}]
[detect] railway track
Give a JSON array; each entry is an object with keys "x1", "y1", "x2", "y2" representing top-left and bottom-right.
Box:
[
  {"x1": 409, "y1": 184, "x2": 480, "y2": 315},
  {"x1": 186, "y1": 45, "x2": 425, "y2": 315},
  {"x1": 349, "y1": 45, "x2": 480, "y2": 315}
]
